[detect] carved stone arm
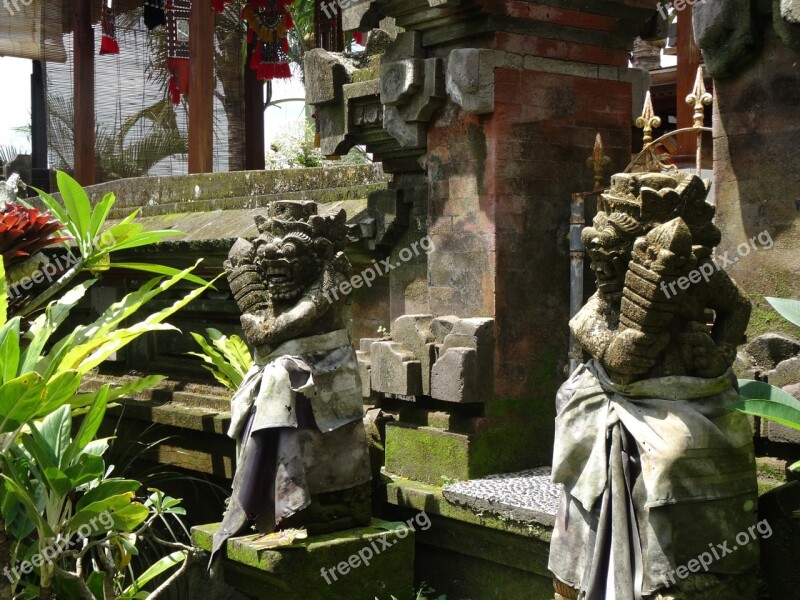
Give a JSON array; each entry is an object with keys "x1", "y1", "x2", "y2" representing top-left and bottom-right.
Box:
[{"x1": 241, "y1": 297, "x2": 328, "y2": 350}]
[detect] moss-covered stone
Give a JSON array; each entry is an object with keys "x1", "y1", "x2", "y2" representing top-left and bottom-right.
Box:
[
  {"x1": 83, "y1": 165, "x2": 389, "y2": 214},
  {"x1": 383, "y1": 476, "x2": 554, "y2": 599},
  {"x1": 384, "y1": 423, "x2": 472, "y2": 484},
  {"x1": 757, "y1": 456, "x2": 788, "y2": 496},
  {"x1": 192, "y1": 520, "x2": 414, "y2": 600},
  {"x1": 415, "y1": 545, "x2": 554, "y2": 600},
  {"x1": 384, "y1": 476, "x2": 552, "y2": 543},
  {"x1": 747, "y1": 285, "x2": 798, "y2": 339},
  {"x1": 352, "y1": 68, "x2": 379, "y2": 83},
  {"x1": 384, "y1": 420, "x2": 554, "y2": 486}
]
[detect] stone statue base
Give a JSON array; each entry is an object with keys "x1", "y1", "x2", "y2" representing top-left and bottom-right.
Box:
[{"x1": 281, "y1": 482, "x2": 371, "y2": 535}]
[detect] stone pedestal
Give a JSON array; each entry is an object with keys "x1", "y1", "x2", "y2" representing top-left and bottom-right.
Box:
[
  {"x1": 192, "y1": 520, "x2": 414, "y2": 600},
  {"x1": 385, "y1": 471, "x2": 559, "y2": 600}
]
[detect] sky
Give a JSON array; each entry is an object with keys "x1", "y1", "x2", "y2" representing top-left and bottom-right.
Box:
[{"x1": 0, "y1": 57, "x2": 33, "y2": 152}]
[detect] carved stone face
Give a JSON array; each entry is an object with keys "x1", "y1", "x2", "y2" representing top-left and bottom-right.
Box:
[
  {"x1": 583, "y1": 212, "x2": 639, "y2": 296},
  {"x1": 254, "y1": 232, "x2": 320, "y2": 301}
]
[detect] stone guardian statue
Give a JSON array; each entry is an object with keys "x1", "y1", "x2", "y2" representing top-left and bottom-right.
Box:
[
  {"x1": 211, "y1": 200, "x2": 371, "y2": 561},
  {"x1": 549, "y1": 172, "x2": 758, "y2": 600}
]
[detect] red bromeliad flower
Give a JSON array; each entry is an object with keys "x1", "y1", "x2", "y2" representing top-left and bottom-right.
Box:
[{"x1": 0, "y1": 203, "x2": 71, "y2": 269}]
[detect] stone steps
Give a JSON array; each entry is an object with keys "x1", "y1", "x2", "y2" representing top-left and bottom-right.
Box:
[{"x1": 86, "y1": 375, "x2": 235, "y2": 478}]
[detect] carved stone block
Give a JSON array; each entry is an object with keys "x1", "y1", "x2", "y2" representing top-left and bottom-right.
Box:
[
  {"x1": 304, "y1": 48, "x2": 349, "y2": 105},
  {"x1": 431, "y1": 315, "x2": 459, "y2": 345},
  {"x1": 433, "y1": 317, "x2": 494, "y2": 403},
  {"x1": 431, "y1": 347, "x2": 479, "y2": 403},
  {"x1": 380, "y1": 31, "x2": 445, "y2": 149},
  {"x1": 693, "y1": 0, "x2": 759, "y2": 78},
  {"x1": 370, "y1": 340, "x2": 423, "y2": 396},
  {"x1": 391, "y1": 314, "x2": 436, "y2": 395},
  {"x1": 356, "y1": 349, "x2": 372, "y2": 398},
  {"x1": 446, "y1": 48, "x2": 496, "y2": 114}
]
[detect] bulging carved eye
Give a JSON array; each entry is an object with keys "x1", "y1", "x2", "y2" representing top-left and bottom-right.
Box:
[
  {"x1": 281, "y1": 242, "x2": 297, "y2": 257},
  {"x1": 258, "y1": 242, "x2": 278, "y2": 258}
]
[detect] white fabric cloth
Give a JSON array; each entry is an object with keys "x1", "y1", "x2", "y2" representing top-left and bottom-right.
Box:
[
  {"x1": 549, "y1": 360, "x2": 758, "y2": 597},
  {"x1": 229, "y1": 328, "x2": 365, "y2": 441}
]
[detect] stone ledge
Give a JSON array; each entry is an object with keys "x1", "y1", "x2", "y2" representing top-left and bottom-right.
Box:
[
  {"x1": 107, "y1": 399, "x2": 231, "y2": 435},
  {"x1": 442, "y1": 466, "x2": 562, "y2": 528},
  {"x1": 103, "y1": 199, "x2": 369, "y2": 244},
  {"x1": 383, "y1": 473, "x2": 555, "y2": 597},
  {"x1": 84, "y1": 164, "x2": 389, "y2": 211},
  {"x1": 192, "y1": 520, "x2": 414, "y2": 600},
  {"x1": 446, "y1": 47, "x2": 649, "y2": 115},
  {"x1": 127, "y1": 189, "x2": 379, "y2": 219},
  {"x1": 384, "y1": 473, "x2": 552, "y2": 543}
]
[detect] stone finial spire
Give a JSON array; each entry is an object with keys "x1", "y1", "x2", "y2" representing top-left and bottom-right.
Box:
[
  {"x1": 586, "y1": 133, "x2": 612, "y2": 192},
  {"x1": 635, "y1": 91, "x2": 662, "y2": 172},
  {"x1": 686, "y1": 66, "x2": 713, "y2": 175}
]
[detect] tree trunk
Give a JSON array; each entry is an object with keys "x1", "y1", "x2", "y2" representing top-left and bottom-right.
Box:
[
  {"x1": 224, "y1": 97, "x2": 246, "y2": 171},
  {"x1": 214, "y1": 6, "x2": 247, "y2": 171}
]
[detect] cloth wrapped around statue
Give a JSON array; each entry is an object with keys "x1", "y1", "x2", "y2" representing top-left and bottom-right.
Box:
[
  {"x1": 211, "y1": 329, "x2": 370, "y2": 559},
  {"x1": 549, "y1": 360, "x2": 758, "y2": 599}
]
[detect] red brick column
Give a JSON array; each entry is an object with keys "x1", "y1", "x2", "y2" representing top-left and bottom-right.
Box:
[{"x1": 424, "y1": 4, "x2": 649, "y2": 466}]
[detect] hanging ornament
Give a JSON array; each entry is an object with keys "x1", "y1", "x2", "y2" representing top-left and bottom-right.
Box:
[
  {"x1": 165, "y1": 0, "x2": 191, "y2": 104},
  {"x1": 143, "y1": 0, "x2": 166, "y2": 30},
  {"x1": 243, "y1": 0, "x2": 294, "y2": 81},
  {"x1": 211, "y1": 0, "x2": 234, "y2": 12},
  {"x1": 100, "y1": 0, "x2": 120, "y2": 55}
]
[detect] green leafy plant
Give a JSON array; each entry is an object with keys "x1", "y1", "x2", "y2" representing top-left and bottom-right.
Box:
[
  {"x1": 733, "y1": 296, "x2": 800, "y2": 469},
  {"x1": 22, "y1": 170, "x2": 209, "y2": 317},
  {"x1": 0, "y1": 257, "x2": 212, "y2": 598},
  {"x1": 188, "y1": 328, "x2": 253, "y2": 391},
  {"x1": 0, "y1": 174, "x2": 217, "y2": 598}
]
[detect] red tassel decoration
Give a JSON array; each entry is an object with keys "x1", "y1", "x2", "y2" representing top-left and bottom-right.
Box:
[
  {"x1": 242, "y1": 0, "x2": 295, "y2": 81},
  {"x1": 100, "y1": 1, "x2": 120, "y2": 55},
  {"x1": 167, "y1": 57, "x2": 190, "y2": 103},
  {"x1": 165, "y1": 0, "x2": 191, "y2": 103},
  {"x1": 211, "y1": 0, "x2": 233, "y2": 12}
]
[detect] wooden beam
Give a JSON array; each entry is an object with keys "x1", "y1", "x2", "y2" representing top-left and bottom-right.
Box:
[
  {"x1": 244, "y1": 44, "x2": 265, "y2": 171},
  {"x1": 73, "y1": 0, "x2": 95, "y2": 185},
  {"x1": 31, "y1": 60, "x2": 49, "y2": 191},
  {"x1": 188, "y1": 0, "x2": 214, "y2": 173},
  {"x1": 675, "y1": 10, "x2": 701, "y2": 162}
]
